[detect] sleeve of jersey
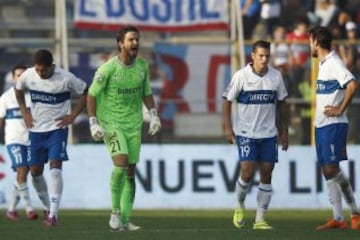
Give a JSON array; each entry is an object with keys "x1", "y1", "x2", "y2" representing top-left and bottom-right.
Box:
[
  {"x1": 0, "y1": 95, "x2": 6, "y2": 118},
  {"x1": 15, "y1": 73, "x2": 26, "y2": 91},
  {"x1": 277, "y1": 73, "x2": 288, "y2": 100},
  {"x1": 222, "y1": 71, "x2": 242, "y2": 101},
  {"x1": 69, "y1": 73, "x2": 88, "y2": 95},
  {"x1": 332, "y1": 62, "x2": 356, "y2": 88},
  {"x1": 142, "y1": 61, "x2": 153, "y2": 97},
  {"x1": 88, "y1": 68, "x2": 107, "y2": 97}
]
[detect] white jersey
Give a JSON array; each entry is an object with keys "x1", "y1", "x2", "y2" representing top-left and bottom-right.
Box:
[
  {"x1": 222, "y1": 64, "x2": 288, "y2": 139},
  {"x1": 0, "y1": 87, "x2": 31, "y2": 145},
  {"x1": 15, "y1": 66, "x2": 87, "y2": 132},
  {"x1": 315, "y1": 51, "x2": 356, "y2": 128}
]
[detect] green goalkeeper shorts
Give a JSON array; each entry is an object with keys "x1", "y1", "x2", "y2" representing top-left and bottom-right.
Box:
[{"x1": 103, "y1": 128, "x2": 142, "y2": 164}]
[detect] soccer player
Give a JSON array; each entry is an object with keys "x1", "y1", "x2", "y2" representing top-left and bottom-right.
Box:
[
  {"x1": 15, "y1": 49, "x2": 88, "y2": 227},
  {"x1": 308, "y1": 26, "x2": 360, "y2": 230},
  {"x1": 222, "y1": 40, "x2": 289, "y2": 230},
  {"x1": 87, "y1": 25, "x2": 161, "y2": 231},
  {"x1": 0, "y1": 65, "x2": 38, "y2": 221}
]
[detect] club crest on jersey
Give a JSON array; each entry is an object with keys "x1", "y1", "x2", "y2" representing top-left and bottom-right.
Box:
[
  {"x1": 139, "y1": 69, "x2": 145, "y2": 81},
  {"x1": 95, "y1": 72, "x2": 103, "y2": 83}
]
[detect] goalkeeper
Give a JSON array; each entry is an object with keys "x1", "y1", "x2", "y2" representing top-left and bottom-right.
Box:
[{"x1": 87, "y1": 25, "x2": 161, "y2": 231}]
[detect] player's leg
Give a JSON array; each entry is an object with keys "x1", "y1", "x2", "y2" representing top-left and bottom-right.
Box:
[
  {"x1": 315, "y1": 124, "x2": 347, "y2": 230},
  {"x1": 16, "y1": 165, "x2": 38, "y2": 220},
  {"x1": 13, "y1": 144, "x2": 38, "y2": 220},
  {"x1": 5, "y1": 145, "x2": 21, "y2": 220},
  {"x1": 254, "y1": 162, "x2": 274, "y2": 230},
  {"x1": 233, "y1": 136, "x2": 257, "y2": 229},
  {"x1": 120, "y1": 130, "x2": 141, "y2": 231},
  {"x1": 6, "y1": 182, "x2": 20, "y2": 220},
  {"x1": 104, "y1": 130, "x2": 129, "y2": 230},
  {"x1": 44, "y1": 128, "x2": 69, "y2": 226},
  {"x1": 253, "y1": 137, "x2": 277, "y2": 230},
  {"x1": 329, "y1": 124, "x2": 360, "y2": 229},
  {"x1": 29, "y1": 132, "x2": 50, "y2": 216}
]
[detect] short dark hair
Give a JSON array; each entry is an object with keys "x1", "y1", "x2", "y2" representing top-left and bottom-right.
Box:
[
  {"x1": 116, "y1": 25, "x2": 140, "y2": 50},
  {"x1": 308, "y1": 26, "x2": 332, "y2": 50},
  {"x1": 11, "y1": 64, "x2": 27, "y2": 76},
  {"x1": 33, "y1": 49, "x2": 53, "y2": 66},
  {"x1": 252, "y1": 40, "x2": 270, "y2": 53}
]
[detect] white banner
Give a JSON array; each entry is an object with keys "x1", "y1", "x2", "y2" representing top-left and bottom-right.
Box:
[
  {"x1": 74, "y1": 0, "x2": 229, "y2": 31},
  {"x1": 0, "y1": 145, "x2": 359, "y2": 209}
]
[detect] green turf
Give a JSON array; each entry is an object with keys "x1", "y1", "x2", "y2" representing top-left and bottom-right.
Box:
[{"x1": 0, "y1": 209, "x2": 359, "y2": 240}]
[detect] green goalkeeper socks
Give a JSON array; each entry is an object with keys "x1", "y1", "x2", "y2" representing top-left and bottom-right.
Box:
[
  {"x1": 121, "y1": 177, "x2": 135, "y2": 223},
  {"x1": 110, "y1": 166, "x2": 127, "y2": 212}
]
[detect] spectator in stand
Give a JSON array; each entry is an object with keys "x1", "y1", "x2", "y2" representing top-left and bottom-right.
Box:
[
  {"x1": 240, "y1": 0, "x2": 262, "y2": 39},
  {"x1": 260, "y1": 0, "x2": 282, "y2": 40},
  {"x1": 286, "y1": 19, "x2": 311, "y2": 98},
  {"x1": 338, "y1": 21, "x2": 360, "y2": 143},
  {"x1": 335, "y1": 10, "x2": 353, "y2": 39},
  {"x1": 308, "y1": 0, "x2": 339, "y2": 27},
  {"x1": 271, "y1": 25, "x2": 292, "y2": 95},
  {"x1": 338, "y1": 21, "x2": 360, "y2": 72}
]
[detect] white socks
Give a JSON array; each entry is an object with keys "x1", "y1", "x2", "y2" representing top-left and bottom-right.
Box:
[
  {"x1": 49, "y1": 168, "x2": 63, "y2": 218},
  {"x1": 32, "y1": 175, "x2": 50, "y2": 211},
  {"x1": 326, "y1": 178, "x2": 343, "y2": 221},
  {"x1": 333, "y1": 171, "x2": 359, "y2": 215},
  {"x1": 235, "y1": 178, "x2": 249, "y2": 209},
  {"x1": 7, "y1": 183, "x2": 20, "y2": 212},
  {"x1": 17, "y1": 182, "x2": 34, "y2": 212},
  {"x1": 255, "y1": 183, "x2": 272, "y2": 223}
]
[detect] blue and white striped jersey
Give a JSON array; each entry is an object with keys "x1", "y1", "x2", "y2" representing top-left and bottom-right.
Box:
[
  {"x1": 316, "y1": 51, "x2": 356, "y2": 128},
  {"x1": 15, "y1": 66, "x2": 87, "y2": 132},
  {"x1": 0, "y1": 87, "x2": 31, "y2": 145},
  {"x1": 222, "y1": 64, "x2": 288, "y2": 139}
]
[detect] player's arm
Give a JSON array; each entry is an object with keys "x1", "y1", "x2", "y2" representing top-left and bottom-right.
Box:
[
  {"x1": 15, "y1": 88, "x2": 33, "y2": 128},
  {"x1": 222, "y1": 99, "x2": 235, "y2": 144},
  {"x1": 0, "y1": 97, "x2": 6, "y2": 129},
  {"x1": 0, "y1": 118, "x2": 4, "y2": 129},
  {"x1": 276, "y1": 100, "x2": 289, "y2": 151},
  {"x1": 57, "y1": 89, "x2": 88, "y2": 128},
  {"x1": 325, "y1": 80, "x2": 358, "y2": 117}
]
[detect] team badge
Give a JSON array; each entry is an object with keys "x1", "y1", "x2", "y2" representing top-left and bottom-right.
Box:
[{"x1": 95, "y1": 72, "x2": 103, "y2": 83}]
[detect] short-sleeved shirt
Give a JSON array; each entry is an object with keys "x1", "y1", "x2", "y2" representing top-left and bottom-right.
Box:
[
  {"x1": 0, "y1": 87, "x2": 31, "y2": 145},
  {"x1": 88, "y1": 56, "x2": 152, "y2": 131},
  {"x1": 15, "y1": 66, "x2": 87, "y2": 132},
  {"x1": 315, "y1": 51, "x2": 356, "y2": 128},
  {"x1": 222, "y1": 64, "x2": 288, "y2": 139}
]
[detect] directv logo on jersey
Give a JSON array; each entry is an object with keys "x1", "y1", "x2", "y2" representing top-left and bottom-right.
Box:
[
  {"x1": 31, "y1": 93, "x2": 57, "y2": 103},
  {"x1": 237, "y1": 90, "x2": 276, "y2": 104},
  {"x1": 29, "y1": 90, "x2": 70, "y2": 104},
  {"x1": 249, "y1": 93, "x2": 275, "y2": 102},
  {"x1": 118, "y1": 87, "x2": 142, "y2": 95}
]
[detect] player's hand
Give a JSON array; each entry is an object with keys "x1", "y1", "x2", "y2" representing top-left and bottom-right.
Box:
[
  {"x1": 56, "y1": 115, "x2": 74, "y2": 128},
  {"x1": 148, "y1": 108, "x2": 161, "y2": 136},
  {"x1": 324, "y1": 105, "x2": 342, "y2": 117},
  {"x1": 89, "y1": 116, "x2": 105, "y2": 141},
  {"x1": 23, "y1": 111, "x2": 34, "y2": 128},
  {"x1": 279, "y1": 130, "x2": 289, "y2": 151},
  {"x1": 223, "y1": 124, "x2": 235, "y2": 144}
]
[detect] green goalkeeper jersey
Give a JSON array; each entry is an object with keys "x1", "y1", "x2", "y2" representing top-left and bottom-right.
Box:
[{"x1": 89, "y1": 56, "x2": 152, "y2": 131}]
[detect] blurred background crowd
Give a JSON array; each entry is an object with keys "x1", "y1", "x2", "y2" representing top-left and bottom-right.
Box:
[{"x1": 0, "y1": 0, "x2": 360, "y2": 145}]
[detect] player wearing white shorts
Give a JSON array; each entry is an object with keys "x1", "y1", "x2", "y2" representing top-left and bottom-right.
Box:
[
  {"x1": 222, "y1": 40, "x2": 288, "y2": 230},
  {"x1": 309, "y1": 26, "x2": 360, "y2": 230},
  {"x1": 15, "y1": 49, "x2": 88, "y2": 227},
  {"x1": 0, "y1": 65, "x2": 38, "y2": 221}
]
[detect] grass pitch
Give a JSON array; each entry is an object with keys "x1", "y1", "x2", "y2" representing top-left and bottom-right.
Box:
[{"x1": 0, "y1": 209, "x2": 359, "y2": 240}]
